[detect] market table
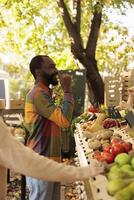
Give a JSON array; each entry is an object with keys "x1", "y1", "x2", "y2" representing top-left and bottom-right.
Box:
[{"x1": 74, "y1": 123, "x2": 134, "y2": 200}]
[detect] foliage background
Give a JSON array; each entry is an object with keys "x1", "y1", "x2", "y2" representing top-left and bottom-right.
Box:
[{"x1": 0, "y1": 0, "x2": 133, "y2": 99}]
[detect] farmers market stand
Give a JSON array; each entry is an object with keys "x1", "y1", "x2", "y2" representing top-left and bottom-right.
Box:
[
  {"x1": 1, "y1": 107, "x2": 134, "y2": 199},
  {"x1": 74, "y1": 123, "x2": 134, "y2": 200}
]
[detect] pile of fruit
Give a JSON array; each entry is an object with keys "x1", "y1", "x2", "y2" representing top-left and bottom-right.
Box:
[
  {"x1": 71, "y1": 112, "x2": 92, "y2": 132},
  {"x1": 75, "y1": 103, "x2": 134, "y2": 199},
  {"x1": 88, "y1": 129, "x2": 113, "y2": 151},
  {"x1": 103, "y1": 118, "x2": 120, "y2": 129},
  {"x1": 93, "y1": 137, "x2": 132, "y2": 163},
  {"x1": 106, "y1": 153, "x2": 134, "y2": 200},
  {"x1": 80, "y1": 113, "x2": 106, "y2": 138}
]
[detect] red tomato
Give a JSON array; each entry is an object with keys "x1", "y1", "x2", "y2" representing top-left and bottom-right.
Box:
[
  {"x1": 98, "y1": 156, "x2": 106, "y2": 162},
  {"x1": 93, "y1": 151, "x2": 101, "y2": 159},
  {"x1": 111, "y1": 138, "x2": 122, "y2": 144},
  {"x1": 93, "y1": 151, "x2": 105, "y2": 162},
  {"x1": 103, "y1": 145, "x2": 112, "y2": 153},
  {"x1": 101, "y1": 152, "x2": 115, "y2": 163},
  {"x1": 88, "y1": 106, "x2": 100, "y2": 113},
  {"x1": 122, "y1": 142, "x2": 132, "y2": 153},
  {"x1": 111, "y1": 143, "x2": 125, "y2": 156}
]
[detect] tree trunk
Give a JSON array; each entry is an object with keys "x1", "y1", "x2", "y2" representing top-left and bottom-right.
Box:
[
  {"x1": 57, "y1": 0, "x2": 104, "y2": 104},
  {"x1": 71, "y1": 46, "x2": 104, "y2": 104},
  {"x1": 86, "y1": 62, "x2": 104, "y2": 105}
]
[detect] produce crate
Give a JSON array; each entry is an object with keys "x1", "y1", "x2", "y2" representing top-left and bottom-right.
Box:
[
  {"x1": 121, "y1": 70, "x2": 134, "y2": 101},
  {"x1": 10, "y1": 99, "x2": 24, "y2": 109},
  {"x1": 0, "y1": 108, "x2": 24, "y2": 127},
  {"x1": 74, "y1": 124, "x2": 114, "y2": 200},
  {"x1": 74, "y1": 124, "x2": 134, "y2": 200},
  {"x1": 104, "y1": 76, "x2": 121, "y2": 107}
]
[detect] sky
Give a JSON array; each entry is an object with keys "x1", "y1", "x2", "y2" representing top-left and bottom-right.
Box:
[{"x1": 108, "y1": 7, "x2": 134, "y2": 37}]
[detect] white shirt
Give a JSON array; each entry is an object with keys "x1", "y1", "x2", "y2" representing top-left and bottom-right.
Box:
[{"x1": 0, "y1": 120, "x2": 91, "y2": 199}]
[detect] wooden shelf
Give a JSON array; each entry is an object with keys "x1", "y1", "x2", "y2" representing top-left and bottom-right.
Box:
[{"x1": 74, "y1": 124, "x2": 114, "y2": 200}]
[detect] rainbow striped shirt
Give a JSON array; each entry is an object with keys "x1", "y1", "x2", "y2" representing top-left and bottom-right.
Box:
[{"x1": 24, "y1": 81, "x2": 74, "y2": 162}]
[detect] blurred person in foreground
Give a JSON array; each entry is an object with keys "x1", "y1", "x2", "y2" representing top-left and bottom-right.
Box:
[
  {"x1": 118, "y1": 86, "x2": 134, "y2": 110},
  {"x1": 0, "y1": 119, "x2": 104, "y2": 200}
]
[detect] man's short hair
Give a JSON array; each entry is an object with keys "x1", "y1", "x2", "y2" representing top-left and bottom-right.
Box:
[{"x1": 30, "y1": 55, "x2": 48, "y2": 79}]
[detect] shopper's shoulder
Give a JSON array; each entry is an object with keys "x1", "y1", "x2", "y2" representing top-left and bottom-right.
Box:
[
  {"x1": 25, "y1": 87, "x2": 37, "y2": 101},
  {"x1": 26, "y1": 85, "x2": 50, "y2": 100}
]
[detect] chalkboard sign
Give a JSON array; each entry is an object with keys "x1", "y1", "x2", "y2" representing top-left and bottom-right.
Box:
[
  {"x1": 60, "y1": 69, "x2": 86, "y2": 117},
  {"x1": 108, "y1": 106, "x2": 122, "y2": 119},
  {"x1": 125, "y1": 111, "x2": 134, "y2": 128},
  {"x1": 60, "y1": 69, "x2": 86, "y2": 156}
]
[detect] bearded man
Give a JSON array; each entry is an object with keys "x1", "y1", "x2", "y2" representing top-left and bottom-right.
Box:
[{"x1": 24, "y1": 55, "x2": 74, "y2": 200}]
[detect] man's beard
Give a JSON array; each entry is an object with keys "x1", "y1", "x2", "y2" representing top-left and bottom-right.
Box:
[{"x1": 43, "y1": 72, "x2": 58, "y2": 86}]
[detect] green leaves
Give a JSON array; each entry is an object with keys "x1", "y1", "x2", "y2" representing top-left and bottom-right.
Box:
[{"x1": 0, "y1": 0, "x2": 133, "y2": 99}]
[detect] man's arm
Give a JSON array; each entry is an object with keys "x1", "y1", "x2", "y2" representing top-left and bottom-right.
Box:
[
  {"x1": 32, "y1": 74, "x2": 74, "y2": 128},
  {"x1": 0, "y1": 120, "x2": 103, "y2": 182}
]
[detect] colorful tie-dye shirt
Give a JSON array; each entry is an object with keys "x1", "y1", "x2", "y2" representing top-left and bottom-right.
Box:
[{"x1": 24, "y1": 81, "x2": 74, "y2": 162}]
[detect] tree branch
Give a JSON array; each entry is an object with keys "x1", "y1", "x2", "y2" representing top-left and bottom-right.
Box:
[
  {"x1": 57, "y1": 0, "x2": 73, "y2": 37},
  {"x1": 73, "y1": 0, "x2": 81, "y2": 33},
  {"x1": 86, "y1": 10, "x2": 102, "y2": 58},
  {"x1": 57, "y1": 0, "x2": 83, "y2": 50}
]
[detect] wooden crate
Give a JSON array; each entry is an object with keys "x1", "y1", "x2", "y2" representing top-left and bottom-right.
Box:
[
  {"x1": 10, "y1": 99, "x2": 24, "y2": 109},
  {"x1": 0, "y1": 108, "x2": 24, "y2": 127},
  {"x1": 104, "y1": 76, "x2": 121, "y2": 107},
  {"x1": 121, "y1": 70, "x2": 134, "y2": 101},
  {"x1": 0, "y1": 100, "x2": 5, "y2": 109}
]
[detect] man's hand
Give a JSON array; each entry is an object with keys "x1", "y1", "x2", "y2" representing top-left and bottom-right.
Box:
[
  {"x1": 89, "y1": 161, "x2": 104, "y2": 177},
  {"x1": 59, "y1": 74, "x2": 72, "y2": 93}
]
